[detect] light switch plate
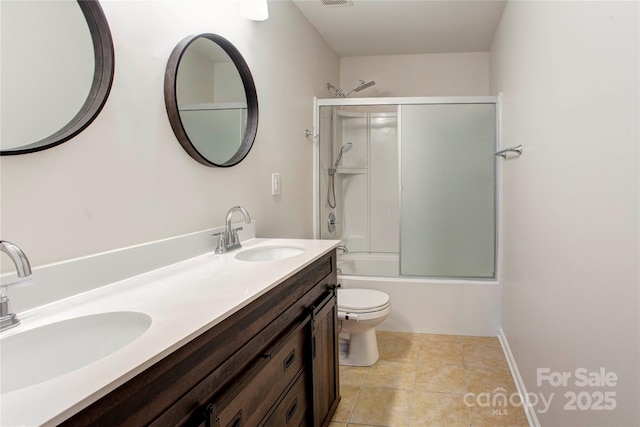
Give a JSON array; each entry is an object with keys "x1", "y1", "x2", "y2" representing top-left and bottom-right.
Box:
[{"x1": 272, "y1": 173, "x2": 281, "y2": 196}]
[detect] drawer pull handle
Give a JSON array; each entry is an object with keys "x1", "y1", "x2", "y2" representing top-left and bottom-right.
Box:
[
  {"x1": 283, "y1": 349, "x2": 296, "y2": 371},
  {"x1": 228, "y1": 410, "x2": 242, "y2": 427},
  {"x1": 286, "y1": 399, "x2": 298, "y2": 422}
]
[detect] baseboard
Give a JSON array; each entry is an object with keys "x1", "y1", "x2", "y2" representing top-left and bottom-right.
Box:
[{"x1": 498, "y1": 328, "x2": 540, "y2": 427}]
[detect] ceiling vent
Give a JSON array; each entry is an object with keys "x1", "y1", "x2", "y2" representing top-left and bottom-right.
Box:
[{"x1": 320, "y1": 0, "x2": 353, "y2": 7}]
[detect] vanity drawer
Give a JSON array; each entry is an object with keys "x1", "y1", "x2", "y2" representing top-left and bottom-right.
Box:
[
  {"x1": 262, "y1": 370, "x2": 308, "y2": 427},
  {"x1": 212, "y1": 321, "x2": 308, "y2": 427}
]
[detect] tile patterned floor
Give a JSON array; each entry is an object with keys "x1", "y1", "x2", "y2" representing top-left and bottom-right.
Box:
[{"x1": 330, "y1": 332, "x2": 529, "y2": 427}]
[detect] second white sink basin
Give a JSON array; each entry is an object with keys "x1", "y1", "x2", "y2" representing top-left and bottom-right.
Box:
[
  {"x1": 235, "y1": 245, "x2": 305, "y2": 262},
  {"x1": 0, "y1": 311, "x2": 151, "y2": 394}
]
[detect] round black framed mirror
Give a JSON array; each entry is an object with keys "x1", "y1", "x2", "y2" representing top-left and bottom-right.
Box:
[
  {"x1": 0, "y1": 0, "x2": 115, "y2": 156},
  {"x1": 164, "y1": 34, "x2": 258, "y2": 167}
]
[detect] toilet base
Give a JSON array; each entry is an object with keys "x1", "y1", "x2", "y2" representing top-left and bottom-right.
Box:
[{"x1": 339, "y1": 328, "x2": 380, "y2": 366}]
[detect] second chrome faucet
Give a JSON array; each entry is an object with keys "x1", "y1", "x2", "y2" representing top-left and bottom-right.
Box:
[
  {"x1": 214, "y1": 206, "x2": 251, "y2": 254},
  {"x1": 1, "y1": 240, "x2": 33, "y2": 331}
]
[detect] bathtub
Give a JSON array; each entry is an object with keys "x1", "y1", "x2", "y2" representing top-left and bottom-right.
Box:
[
  {"x1": 336, "y1": 252, "x2": 502, "y2": 336},
  {"x1": 337, "y1": 252, "x2": 399, "y2": 277}
]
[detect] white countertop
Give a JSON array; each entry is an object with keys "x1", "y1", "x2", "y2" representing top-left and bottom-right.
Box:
[{"x1": 0, "y1": 238, "x2": 338, "y2": 427}]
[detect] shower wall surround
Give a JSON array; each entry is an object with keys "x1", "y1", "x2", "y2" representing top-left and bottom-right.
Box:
[{"x1": 320, "y1": 106, "x2": 399, "y2": 254}]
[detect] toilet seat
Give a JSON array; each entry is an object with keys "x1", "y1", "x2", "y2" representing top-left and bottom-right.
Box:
[{"x1": 338, "y1": 289, "x2": 390, "y2": 313}]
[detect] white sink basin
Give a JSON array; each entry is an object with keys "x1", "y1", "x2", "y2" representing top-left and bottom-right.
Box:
[
  {"x1": 235, "y1": 245, "x2": 305, "y2": 262},
  {"x1": 0, "y1": 311, "x2": 151, "y2": 393}
]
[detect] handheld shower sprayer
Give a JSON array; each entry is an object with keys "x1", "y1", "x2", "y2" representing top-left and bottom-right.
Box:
[
  {"x1": 327, "y1": 143, "x2": 353, "y2": 209},
  {"x1": 329, "y1": 142, "x2": 353, "y2": 175}
]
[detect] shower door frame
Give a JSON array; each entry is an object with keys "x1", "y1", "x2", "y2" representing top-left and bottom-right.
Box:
[{"x1": 312, "y1": 95, "x2": 502, "y2": 281}]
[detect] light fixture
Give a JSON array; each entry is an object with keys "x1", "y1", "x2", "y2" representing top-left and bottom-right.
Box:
[{"x1": 239, "y1": 0, "x2": 269, "y2": 21}]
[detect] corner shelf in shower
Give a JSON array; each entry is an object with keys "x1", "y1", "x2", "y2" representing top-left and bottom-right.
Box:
[{"x1": 335, "y1": 167, "x2": 368, "y2": 175}]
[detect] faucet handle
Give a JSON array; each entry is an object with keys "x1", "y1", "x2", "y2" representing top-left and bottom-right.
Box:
[
  {"x1": 212, "y1": 231, "x2": 227, "y2": 254},
  {"x1": 231, "y1": 227, "x2": 243, "y2": 245},
  {"x1": 0, "y1": 279, "x2": 27, "y2": 331}
]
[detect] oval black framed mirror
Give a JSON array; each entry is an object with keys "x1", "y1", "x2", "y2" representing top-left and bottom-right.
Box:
[
  {"x1": 0, "y1": 0, "x2": 115, "y2": 156},
  {"x1": 164, "y1": 34, "x2": 258, "y2": 167}
]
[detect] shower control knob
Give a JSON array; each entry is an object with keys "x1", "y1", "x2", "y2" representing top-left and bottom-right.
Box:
[{"x1": 328, "y1": 212, "x2": 336, "y2": 233}]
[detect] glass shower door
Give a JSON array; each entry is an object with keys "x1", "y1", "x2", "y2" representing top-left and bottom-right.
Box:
[{"x1": 399, "y1": 103, "x2": 496, "y2": 278}]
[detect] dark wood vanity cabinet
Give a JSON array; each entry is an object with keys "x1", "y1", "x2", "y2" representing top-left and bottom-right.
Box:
[
  {"x1": 59, "y1": 250, "x2": 339, "y2": 427},
  {"x1": 310, "y1": 290, "x2": 340, "y2": 427}
]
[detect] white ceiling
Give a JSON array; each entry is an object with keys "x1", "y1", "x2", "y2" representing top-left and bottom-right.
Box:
[{"x1": 291, "y1": 0, "x2": 507, "y2": 57}]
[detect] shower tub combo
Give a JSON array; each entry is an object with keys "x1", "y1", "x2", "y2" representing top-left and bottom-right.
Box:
[
  {"x1": 336, "y1": 251, "x2": 500, "y2": 336},
  {"x1": 314, "y1": 96, "x2": 502, "y2": 337}
]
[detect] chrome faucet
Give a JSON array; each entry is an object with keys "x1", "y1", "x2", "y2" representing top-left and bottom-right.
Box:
[
  {"x1": 1, "y1": 240, "x2": 33, "y2": 331},
  {"x1": 214, "y1": 206, "x2": 252, "y2": 254}
]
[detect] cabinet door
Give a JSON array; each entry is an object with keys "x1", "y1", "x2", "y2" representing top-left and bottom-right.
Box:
[{"x1": 310, "y1": 291, "x2": 340, "y2": 427}]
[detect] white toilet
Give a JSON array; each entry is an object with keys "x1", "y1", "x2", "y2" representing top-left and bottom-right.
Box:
[{"x1": 337, "y1": 288, "x2": 391, "y2": 366}]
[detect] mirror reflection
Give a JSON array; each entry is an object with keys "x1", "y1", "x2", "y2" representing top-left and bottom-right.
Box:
[
  {"x1": 0, "y1": 0, "x2": 114, "y2": 155},
  {"x1": 177, "y1": 39, "x2": 247, "y2": 164},
  {"x1": 165, "y1": 34, "x2": 258, "y2": 167}
]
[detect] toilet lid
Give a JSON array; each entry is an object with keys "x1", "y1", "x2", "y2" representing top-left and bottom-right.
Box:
[{"x1": 338, "y1": 289, "x2": 390, "y2": 311}]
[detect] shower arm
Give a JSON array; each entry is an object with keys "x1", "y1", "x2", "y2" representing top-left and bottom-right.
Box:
[{"x1": 326, "y1": 82, "x2": 345, "y2": 98}]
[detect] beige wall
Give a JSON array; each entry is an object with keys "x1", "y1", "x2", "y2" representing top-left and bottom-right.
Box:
[
  {"x1": 491, "y1": 1, "x2": 639, "y2": 425},
  {"x1": 340, "y1": 52, "x2": 490, "y2": 97},
  {"x1": 0, "y1": 1, "x2": 339, "y2": 271}
]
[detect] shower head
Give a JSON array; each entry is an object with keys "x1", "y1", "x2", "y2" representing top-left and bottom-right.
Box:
[
  {"x1": 344, "y1": 80, "x2": 376, "y2": 97},
  {"x1": 333, "y1": 142, "x2": 353, "y2": 169},
  {"x1": 354, "y1": 80, "x2": 376, "y2": 92}
]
